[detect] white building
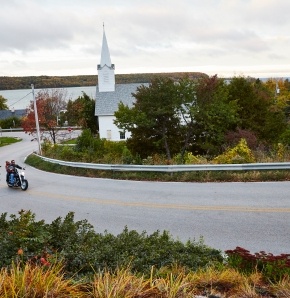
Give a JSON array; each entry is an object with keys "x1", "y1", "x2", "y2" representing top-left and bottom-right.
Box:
[{"x1": 95, "y1": 27, "x2": 146, "y2": 141}]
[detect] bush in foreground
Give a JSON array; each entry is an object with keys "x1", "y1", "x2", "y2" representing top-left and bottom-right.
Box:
[
  {"x1": 1, "y1": 211, "x2": 290, "y2": 297},
  {"x1": 0, "y1": 210, "x2": 223, "y2": 279}
]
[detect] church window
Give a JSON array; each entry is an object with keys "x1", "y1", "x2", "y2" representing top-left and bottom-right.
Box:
[{"x1": 120, "y1": 131, "x2": 125, "y2": 140}]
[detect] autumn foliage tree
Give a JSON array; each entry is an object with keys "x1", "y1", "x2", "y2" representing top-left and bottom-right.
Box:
[{"x1": 22, "y1": 89, "x2": 67, "y2": 144}]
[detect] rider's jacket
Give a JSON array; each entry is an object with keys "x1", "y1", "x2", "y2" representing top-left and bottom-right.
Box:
[{"x1": 7, "y1": 164, "x2": 22, "y2": 173}]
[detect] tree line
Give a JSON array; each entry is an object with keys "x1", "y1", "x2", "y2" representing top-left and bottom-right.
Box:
[
  {"x1": 0, "y1": 72, "x2": 205, "y2": 90},
  {"x1": 114, "y1": 75, "x2": 290, "y2": 160}
]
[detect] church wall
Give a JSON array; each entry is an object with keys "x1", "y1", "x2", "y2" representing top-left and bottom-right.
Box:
[{"x1": 98, "y1": 115, "x2": 131, "y2": 141}]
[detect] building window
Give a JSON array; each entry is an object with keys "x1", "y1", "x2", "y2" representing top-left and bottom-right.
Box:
[{"x1": 120, "y1": 131, "x2": 125, "y2": 140}]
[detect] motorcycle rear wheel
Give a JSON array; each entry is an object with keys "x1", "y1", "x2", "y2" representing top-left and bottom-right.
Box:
[{"x1": 21, "y1": 180, "x2": 28, "y2": 191}]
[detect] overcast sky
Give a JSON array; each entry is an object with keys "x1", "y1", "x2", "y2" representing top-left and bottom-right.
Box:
[{"x1": 0, "y1": 0, "x2": 289, "y2": 79}]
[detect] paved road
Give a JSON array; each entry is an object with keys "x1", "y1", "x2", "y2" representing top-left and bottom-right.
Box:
[{"x1": 1, "y1": 132, "x2": 289, "y2": 254}]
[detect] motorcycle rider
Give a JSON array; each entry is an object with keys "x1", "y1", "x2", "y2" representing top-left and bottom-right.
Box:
[{"x1": 8, "y1": 160, "x2": 24, "y2": 186}]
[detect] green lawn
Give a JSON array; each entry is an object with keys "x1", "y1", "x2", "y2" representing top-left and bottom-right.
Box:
[{"x1": 0, "y1": 137, "x2": 22, "y2": 147}]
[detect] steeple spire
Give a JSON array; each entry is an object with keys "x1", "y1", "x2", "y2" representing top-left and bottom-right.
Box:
[
  {"x1": 100, "y1": 24, "x2": 112, "y2": 67},
  {"x1": 97, "y1": 23, "x2": 115, "y2": 92}
]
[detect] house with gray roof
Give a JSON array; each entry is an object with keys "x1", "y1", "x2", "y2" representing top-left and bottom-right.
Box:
[
  {"x1": 94, "y1": 26, "x2": 145, "y2": 141},
  {"x1": 0, "y1": 109, "x2": 26, "y2": 120}
]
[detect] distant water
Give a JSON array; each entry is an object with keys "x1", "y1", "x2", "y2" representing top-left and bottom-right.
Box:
[{"x1": 0, "y1": 86, "x2": 97, "y2": 110}]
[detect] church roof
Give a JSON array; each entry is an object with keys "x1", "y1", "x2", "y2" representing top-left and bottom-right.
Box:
[{"x1": 95, "y1": 83, "x2": 148, "y2": 116}]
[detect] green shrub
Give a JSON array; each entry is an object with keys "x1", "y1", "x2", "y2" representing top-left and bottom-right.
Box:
[
  {"x1": 74, "y1": 129, "x2": 133, "y2": 163},
  {"x1": 47, "y1": 212, "x2": 98, "y2": 277},
  {"x1": 58, "y1": 145, "x2": 80, "y2": 161},
  {"x1": 121, "y1": 146, "x2": 135, "y2": 164},
  {"x1": 0, "y1": 210, "x2": 223, "y2": 279},
  {"x1": 0, "y1": 210, "x2": 50, "y2": 267},
  {"x1": 279, "y1": 128, "x2": 290, "y2": 146},
  {"x1": 0, "y1": 116, "x2": 22, "y2": 129},
  {"x1": 75, "y1": 129, "x2": 101, "y2": 153}
]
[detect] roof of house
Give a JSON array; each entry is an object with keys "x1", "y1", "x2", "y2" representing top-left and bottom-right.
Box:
[
  {"x1": 95, "y1": 83, "x2": 148, "y2": 116},
  {"x1": 0, "y1": 109, "x2": 26, "y2": 120}
]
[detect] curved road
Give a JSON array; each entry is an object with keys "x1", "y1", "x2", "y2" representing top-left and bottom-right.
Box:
[{"x1": 1, "y1": 132, "x2": 289, "y2": 254}]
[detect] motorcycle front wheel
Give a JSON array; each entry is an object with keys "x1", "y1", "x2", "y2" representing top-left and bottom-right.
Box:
[{"x1": 21, "y1": 180, "x2": 28, "y2": 191}]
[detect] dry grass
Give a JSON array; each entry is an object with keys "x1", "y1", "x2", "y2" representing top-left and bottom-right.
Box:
[
  {"x1": 88, "y1": 266, "x2": 290, "y2": 298},
  {"x1": 0, "y1": 262, "x2": 85, "y2": 298},
  {"x1": 91, "y1": 267, "x2": 155, "y2": 298},
  {"x1": 270, "y1": 276, "x2": 290, "y2": 298},
  {"x1": 152, "y1": 272, "x2": 196, "y2": 298},
  {"x1": 1, "y1": 263, "x2": 290, "y2": 297}
]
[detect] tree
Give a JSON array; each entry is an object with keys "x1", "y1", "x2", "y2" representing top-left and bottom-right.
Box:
[
  {"x1": 265, "y1": 78, "x2": 290, "y2": 123},
  {"x1": 66, "y1": 92, "x2": 98, "y2": 134},
  {"x1": 22, "y1": 89, "x2": 67, "y2": 144},
  {"x1": 227, "y1": 76, "x2": 287, "y2": 144},
  {"x1": 115, "y1": 77, "x2": 181, "y2": 160},
  {"x1": 183, "y1": 75, "x2": 238, "y2": 156},
  {"x1": 0, "y1": 95, "x2": 8, "y2": 110},
  {"x1": 174, "y1": 77, "x2": 198, "y2": 158},
  {"x1": 114, "y1": 75, "x2": 239, "y2": 160}
]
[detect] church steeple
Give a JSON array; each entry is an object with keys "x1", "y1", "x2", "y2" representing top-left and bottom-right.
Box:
[{"x1": 97, "y1": 24, "x2": 115, "y2": 92}]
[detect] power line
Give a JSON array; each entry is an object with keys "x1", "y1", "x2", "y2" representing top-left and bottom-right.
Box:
[{"x1": 8, "y1": 91, "x2": 32, "y2": 109}]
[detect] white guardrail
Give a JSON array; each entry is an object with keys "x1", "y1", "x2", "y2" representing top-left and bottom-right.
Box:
[{"x1": 35, "y1": 154, "x2": 290, "y2": 173}]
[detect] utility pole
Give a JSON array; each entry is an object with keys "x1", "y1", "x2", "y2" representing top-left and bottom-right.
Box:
[{"x1": 31, "y1": 84, "x2": 42, "y2": 155}]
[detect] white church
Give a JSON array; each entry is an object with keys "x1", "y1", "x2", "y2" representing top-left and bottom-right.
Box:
[{"x1": 95, "y1": 27, "x2": 145, "y2": 141}]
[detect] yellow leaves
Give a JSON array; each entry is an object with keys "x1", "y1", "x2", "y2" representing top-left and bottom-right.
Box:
[
  {"x1": 213, "y1": 138, "x2": 255, "y2": 164},
  {"x1": 184, "y1": 152, "x2": 208, "y2": 165}
]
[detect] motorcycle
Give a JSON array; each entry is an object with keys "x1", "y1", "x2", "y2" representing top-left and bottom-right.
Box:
[{"x1": 7, "y1": 168, "x2": 29, "y2": 191}]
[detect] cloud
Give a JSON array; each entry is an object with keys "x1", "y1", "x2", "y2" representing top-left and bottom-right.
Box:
[{"x1": 0, "y1": 0, "x2": 289, "y2": 77}]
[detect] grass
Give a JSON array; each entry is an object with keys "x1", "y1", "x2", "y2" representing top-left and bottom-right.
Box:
[
  {"x1": 1, "y1": 262, "x2": 289, "y2": 297},
  {"x1": 0, "y1": 137, "x2": 21, "y2": 147},
  {"x1": 0, "y1": 262, "x2": 85, "y2": 298}
]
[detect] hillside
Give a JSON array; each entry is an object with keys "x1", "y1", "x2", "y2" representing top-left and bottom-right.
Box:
[{"x1": 0, "y1": 72, "x2": 207, "y2": 90}]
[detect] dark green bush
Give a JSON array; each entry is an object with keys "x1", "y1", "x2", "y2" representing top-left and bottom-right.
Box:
[
  {"x1": 0, "y1": 116, "x2": 22, "y2": 129},
  {"x1": 0, "y1": 210, "x2": 223, "y2": 279},
  {"x1": 0, "y1": 210, "x2": 50, "y2": 267}
]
